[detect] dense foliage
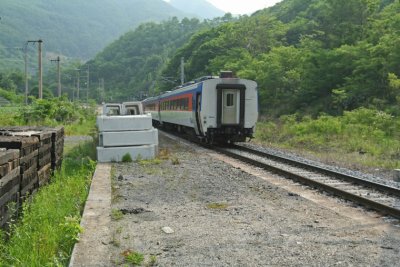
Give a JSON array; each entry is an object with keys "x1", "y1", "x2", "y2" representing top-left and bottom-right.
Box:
[
  {"x1": 255, "y1": 108, "x2": 400, "y2": 169},
  {"x1": 87, "y1": 16, "x2": 235, "y2": 101},
  {"x1": 18, "y1": 97, "x2": 94, "y2": 124},
  {"x1": 0, "y1": 93, "x2": 97, "y2": 137},
  {"x1": 162, "y1": 0, "x2": 400, "y2": 116},
  {"x1": 0, "y1": 0, "x2": 189, "y2": 69}
]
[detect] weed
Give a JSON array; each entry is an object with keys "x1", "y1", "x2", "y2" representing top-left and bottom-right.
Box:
[
  {"x1": 111, "y1": 165, "x2": 116, "y2": 179},
  {"x1": 171, "y1": 157, "x2": 180, "y2": 165},
  {"x1": 111, "y1": 234, "x2": 121, "y2": 247},
  {"x1": 206, "y1": 203, "x2": 229, "y2": 209},
  {"x1": 139, "y1": 158, "x2": 162, "y2": 166},
  {"x1": 158, "y1": 148, "x2": 170, "y2": 160},
  {"x1": 135, "y1": 154, "x2": 143, "y2": 162},
  {"x1": 111, "y1": 209, "x2": 124, "y2": 221},
  {"x1": 122, "y1": 249, "x2": 144, "y2": 266},
  {"x1": 122, "y1": 153, "x2": 133, "y2": 163},
  {"x1": 255, "y1": 108, "x2": 400, "y2": 169},
  {"x1": 147, "y1": 255, "x2": 157, "y2": 266}
]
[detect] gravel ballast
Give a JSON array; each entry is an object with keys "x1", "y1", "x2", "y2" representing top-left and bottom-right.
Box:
[{"x1": 108, "y1": 133, "x2": 400, "y2": 266}]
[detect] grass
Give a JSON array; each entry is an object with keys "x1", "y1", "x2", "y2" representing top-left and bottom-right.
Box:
[
  {"x1": 0, "y1": 140, "x2": 96, "y2": 266},
  {"x1": 255, "y1": 108, "x2": 400, "y2": 170},
  {"x1": 64, "y1": 116, "x2": 97, "y2": 136},
  {"x1": 171, "y1": 157, "x2": 180, "y2": 165},
  {"x1": 206, "y1": 203, "x2": 229, "y2": 210},
  {"x1": 0, "y1": 106, "x2": 21, "y2": 126},
  {"x1": 0, "y1": 99, "x2": 97, "y2": 137},
  {"x1": 111, "y1": 209, "x2": 124, "y2": 221},
  {"x1": 122, "y1": 250, "x2": 144, "y2": 266},
  {"x1": 122, "y1": 153, "x2": 133, "y2": 163},
  {"x1": 147, "y1": 255, "x2": 157, "y2": 266}
]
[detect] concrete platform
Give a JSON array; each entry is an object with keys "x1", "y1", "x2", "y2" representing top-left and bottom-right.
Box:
[
  {"x1": 99, "y1": 129, "x2": 158, "y2": 147},
  {"x1": 97, "y1": 114, "x2": 152, "y2": 132},
  {"x1": 69, "y1": 163, "x2": 111, "y2": 267},
  {"x1": 96, "y1": 145, "x2": 157, "y2": 163}
]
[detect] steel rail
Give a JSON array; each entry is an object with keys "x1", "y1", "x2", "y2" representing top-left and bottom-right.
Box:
[
  {"x1": 214, "y1": 146, "x2": 400, "y2": 219},
  {"x1": 234, "y1": 145, "x2": 400, "y2": 197}
]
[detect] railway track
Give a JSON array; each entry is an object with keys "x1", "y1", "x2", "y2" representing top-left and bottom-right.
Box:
[{"x1": 213, "y1": 144, "x2": 400, "y2": 219}]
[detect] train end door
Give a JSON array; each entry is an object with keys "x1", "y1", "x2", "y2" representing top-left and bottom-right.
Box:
[{"x1": 217, "y1": 84, "x2": 245, "y2": 127}]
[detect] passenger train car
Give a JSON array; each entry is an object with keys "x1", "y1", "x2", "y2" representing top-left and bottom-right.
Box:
[{"x1": 142, "y1": 72, "x2": 258, "y2": 143}]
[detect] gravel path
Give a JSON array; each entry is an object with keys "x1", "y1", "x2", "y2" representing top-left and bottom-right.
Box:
[{"x1": 108, "y1": 133, "x2": 400, "y2": 266}]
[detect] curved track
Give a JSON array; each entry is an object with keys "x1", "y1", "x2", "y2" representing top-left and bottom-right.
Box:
[{"x1": 213, "y1": 144, "x2": 400, "y2": 219}]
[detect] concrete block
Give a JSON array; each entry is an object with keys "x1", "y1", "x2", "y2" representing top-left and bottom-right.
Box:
[
  {"x1": 97, "y1": 145, "x2": 157, "y2": 163},
  {"x1": 102, "y1": 104, "x2": 122, "y2": 116},
  {"x1": 122, "y1": 102, "x2": 143, "y2": 115},
  {"x1": 99, "y1": 129, "x2": 158, "y2": 147},
  {"x1": 96, "y1": 114, "x2": 153, "y2": 132},
  {"x1": 394, "y1": 169, "x2": 400, "y2": 182}
]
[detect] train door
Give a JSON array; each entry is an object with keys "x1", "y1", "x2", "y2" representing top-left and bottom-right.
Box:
[
  {"x1": 221, "y1": 90, "x2": 240, "y2": 125},
  {"x1": 158, "y1": 101, "x2": 162, "y2": 124},
  {"x1": 216, "y1": 84, "x2": 245, "y2": 128},
  {"x1": 195, "y1": 93, "x2": 203, "y2": 135}
]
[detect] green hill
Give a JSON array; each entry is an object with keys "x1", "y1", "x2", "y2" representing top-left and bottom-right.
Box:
[
  {"x1": 169, "y1": 0, "x2": 225, "y2": 19},
  {"x1": 86, "y1": 17, "x2": 228, "y2": 101},
  {"x1": 0, "y1": 0, "x2": 189, "y2": 65},
  {"x1": 4, "y1": 0, "x2": 399, "y2": 118},
  {"x1": 161, "y1": 0, "x2": 400, "y2": 116}
]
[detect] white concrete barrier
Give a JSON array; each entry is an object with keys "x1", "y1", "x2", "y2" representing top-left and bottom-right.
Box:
[
  {"x1": 97, "y1": 114, "x2": 153, "y2": 132},
  {"x1": 99, "y1": 128, "x2": 158, "y2": 147},
  {"x1": 102, "y1": 104, "x2": 122, "y2": 116},
  {"x1": 97, "y1": 145, "x2": 157, "y2": 163},
  {"x1": 96, "y1": 103, "x2": 158, "y2": 162}
]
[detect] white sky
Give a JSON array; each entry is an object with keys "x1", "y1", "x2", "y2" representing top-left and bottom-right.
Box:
[{"x1": 206, "y1": 0, "x2": 283, "y2": 15}]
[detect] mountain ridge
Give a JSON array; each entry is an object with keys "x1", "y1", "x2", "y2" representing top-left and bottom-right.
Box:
[
  {"x1": 0, "y1": 0, "x2": 190, "y2": 62},
  {"x1": 168, "y1": 0, "x2": 225, "y2": 18}
]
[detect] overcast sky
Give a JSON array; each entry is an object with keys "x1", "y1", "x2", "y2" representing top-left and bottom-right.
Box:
[{"x1": 207, "y1": 0, "x2": 283, "y2": 14}]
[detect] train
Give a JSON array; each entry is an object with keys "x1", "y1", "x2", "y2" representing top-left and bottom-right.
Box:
[{"x1": 142, "y1": 71, "x2": 258, "y2": 144}]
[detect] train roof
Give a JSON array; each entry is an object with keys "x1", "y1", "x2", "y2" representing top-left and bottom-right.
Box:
[{"x1": 142, "y1": 71, "x2": 255, "y2": 103}]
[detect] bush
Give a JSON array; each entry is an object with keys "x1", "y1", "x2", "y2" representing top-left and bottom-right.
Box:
[
  {"x1": 0, "y1": 88, "x2": 24, "y2": 104},
  {"x1": 121, "y1": 153, "x2": 133, "y2": 163},
  {"x1": 19, "y1": 97, "x2": 88, "y2": 125},
  {"x1": 255, "y1": 108, "x2": 400, "y2": 169}
]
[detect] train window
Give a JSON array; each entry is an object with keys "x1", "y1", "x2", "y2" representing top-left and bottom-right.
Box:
[{"x1": 226, "y1": 93, "x2": 234, "y2": 107}]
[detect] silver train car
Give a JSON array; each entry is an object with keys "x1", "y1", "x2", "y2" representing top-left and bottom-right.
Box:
[{"x1": 142, "y1": 72, "x2": 258, "y2": 143}]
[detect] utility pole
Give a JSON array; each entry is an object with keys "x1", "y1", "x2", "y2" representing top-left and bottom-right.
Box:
[
  {"x1": 180, "y1": 57, "x2": 185, "y2": 85},
  {"x1": 86, "y1": 65, "x2": 90, "y2": 103},
  {"x1": 50, "y1": 56, "x2": 61, "y2": 97},
  {"x1": 38, "y1": 39, "x2": 43, "y2": 99},
  {"x1": 24, "y1": 43, "x2": 29, "y2": 104},
  {"x1": 72, "y1": 77, "x2": 76, "y2": 101},
  {"x1": 97, "y1": 78, "x2": 105, "y2": 103},
  {"x1": 76, "y1": 69, "x2": 80, "y2": 100},
  {"x1": 25, "y1": 40, "x2": 42, "y2": 101}
]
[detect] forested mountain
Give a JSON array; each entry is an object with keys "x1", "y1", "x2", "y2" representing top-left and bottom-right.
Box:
[
  {"x1": 168, "y1": 0, "x2": 225, "y2": 19},
  {"x1": 86, "y1": 16, "x2": 235, "y2": 101},
  {"x1": 161, "y1": 0, "x2": 400, "y2": 116},
  {"x1": 5, "y1": 0, "x2": 398, "y2": 118},
  {"x1": 0, "y1": 0, "x2": 189, "y2": 65}
]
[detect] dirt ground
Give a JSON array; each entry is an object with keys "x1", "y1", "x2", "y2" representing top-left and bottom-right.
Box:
[{"x1": 107, "y1": 133, "x2": 400, "y2": 266}]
